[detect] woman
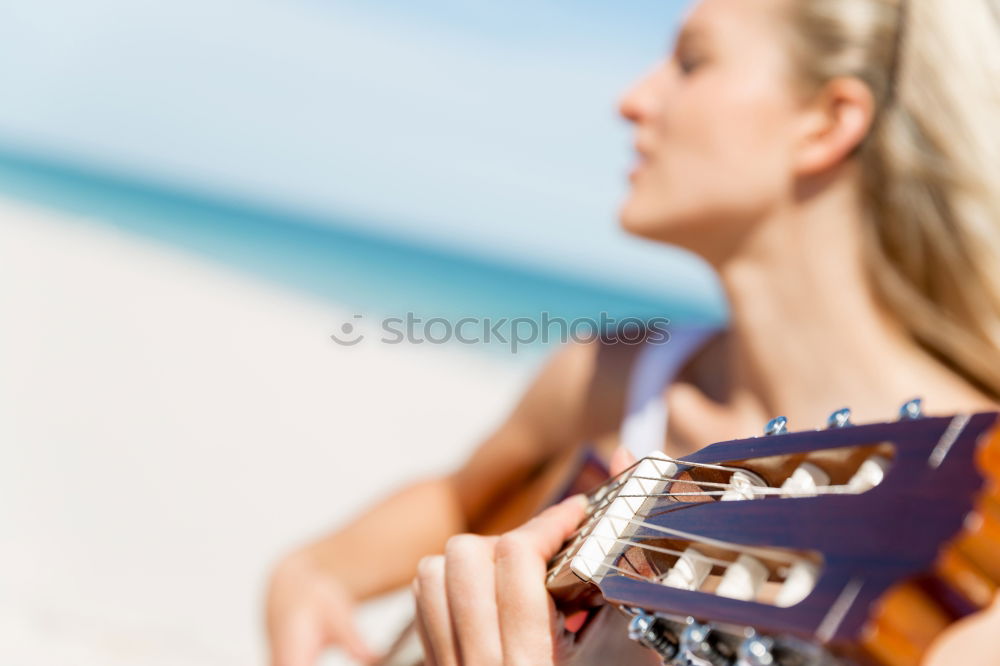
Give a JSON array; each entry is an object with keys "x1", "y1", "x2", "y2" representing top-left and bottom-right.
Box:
[{"x1": 266, "y1": 0, "x2": 1000, "y2": 663}]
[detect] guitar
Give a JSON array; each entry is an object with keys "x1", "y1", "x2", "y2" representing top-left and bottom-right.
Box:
[
  {"x1": 383, "y1": 402, "x2": 1000, "y2": 665},
  {"x1": 547, "y1": 404, "x2": 1000, "y2": 665}
]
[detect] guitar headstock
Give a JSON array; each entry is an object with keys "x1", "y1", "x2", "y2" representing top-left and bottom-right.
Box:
[{"x1": 547, "y1": 402, "x2": 1000, "y2": 666}]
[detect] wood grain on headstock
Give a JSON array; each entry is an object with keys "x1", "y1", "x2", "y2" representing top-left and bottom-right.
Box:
[{"x1": 863, "y1": 420, "x2": 1000, "y2": 665}]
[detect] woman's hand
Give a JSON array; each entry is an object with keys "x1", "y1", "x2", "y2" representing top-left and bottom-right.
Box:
[
  {"x1": 411, "y1": 494, "x2": 589, "y2": 666},
  {"x1": 411, "y1": 446, "x2": 637, "y2": 666},
  {"x1": 266, "y1": 548, "x2": 378, "y2": 666}
]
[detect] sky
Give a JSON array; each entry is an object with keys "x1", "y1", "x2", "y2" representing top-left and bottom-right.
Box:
[{"x1": 0, "y1": 0, "x2": 720, "y2": 304}]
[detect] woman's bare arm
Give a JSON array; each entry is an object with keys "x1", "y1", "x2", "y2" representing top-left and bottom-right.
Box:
[
  {"x1": 299, "y1": 339, "x2": 598, "y2": 595},
  {"x1": 266, "y1": 341, "x2": 604, "y2": 665}
]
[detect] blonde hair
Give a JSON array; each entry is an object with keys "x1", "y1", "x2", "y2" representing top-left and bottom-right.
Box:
[{"x1": 785, "y1": 0, "x2": 1000, "y2": 399}]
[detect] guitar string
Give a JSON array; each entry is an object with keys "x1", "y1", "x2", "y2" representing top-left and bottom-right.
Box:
[
  {"x1": 588, "y1": 459, "x2": 646, "y2": 495},
  {"x1": 547, "y1": 447, "x2": 909, "y2": 621},
  {"x1": 584, "y1": 476, "x2": 747, "y2": 513},
  {"x1": 580, "y1": 457, "x2": 761, "y2": 509},
  {"x1": 568, "y1": 476, "x2": 854, "y2": 551},
  {"x1": 627, "y1": 474, "x2": 864, "y2": 496},
  {"x1": 552, "y1": 474, "x2": 804, "y2": 564},
  {"x1": 641, "y1": 499, "x2": 712, "y2": 522},
  {"x1": 604, "y1": 470, "x2": 860, "y2": 497},
  {"x1": 581, "y1": 463, "x2": 805, "y2": 520},
  {"x1": 550, "y1": 454, "x2": 869, "y2": 574},
  {"x1": 547, "y1": 512, "x2": 803, "y2": 578},
  {"x1": 556, "y1": 486, "x2": 799, "y2": 564},
  {"x1": 584, "y1": 453, "x2": 873, "y2": 524},
  {"x1": 567, "y1": 533, "x2": 743, "y2": 569},
  {"x1": 547, "y1": 541, "x2": 797, "y2": 592},
  {"x1": 548, "y1": 500, "x2": 809, "y2": 579},
  {"x1": 550, "y1": 544, "x2": 804, "y2": 586},
  {"x1": 644, "y1": 457, "x2": 750, "y2": 474},
  {"x1": 546, "y1": 538, "x2": 795, "y2": 583},
  {"x1": 578, "y1": 474, "x2": 733, "y2": 531},
  {"x1": 548, "y1": 473, "x2": 834, "y2": 575},
  {"x1": 582, "y1": 433, "x2": 896, "y2": 512},
  {"x1": 595, "y1": 455, "x2": 750, "y2": 491},
  {"x1": 581, "y1": 461, "x2": 750, "y2": 510},
  {"x1": 552, "y1": 552, "x2": 651, "y2": 582},
  {"x1": 614, "y1": 484, "x2": 857, "y2": 499}
]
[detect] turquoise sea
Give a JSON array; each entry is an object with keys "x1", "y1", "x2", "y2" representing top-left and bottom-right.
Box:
[{"x1": 0, "y1": 146, "x2": 722, "y2": 353}]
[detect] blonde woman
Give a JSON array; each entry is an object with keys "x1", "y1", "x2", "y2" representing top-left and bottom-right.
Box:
[{"x1": 266, "y1": 0, "x2": 1000, "y2": 663}]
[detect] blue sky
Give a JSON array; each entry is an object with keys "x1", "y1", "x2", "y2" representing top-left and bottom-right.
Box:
[{"x1": 0, "y1": 0, "x2": 720, "y2": 305}]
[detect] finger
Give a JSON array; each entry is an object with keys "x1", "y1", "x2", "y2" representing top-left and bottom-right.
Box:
[
  {"x1": 610, "y1": 445, "x2": 638, "y2": 477},
  {"x1": 329, "y1": 616, "x2": 379, "y2": 664},
  {"x1": 268, "y1": 615, "x2": 323, "y2": 666},
  {"x1": 495, "y1": 495, "x2": 588, "y2": 664},
  {"x1": 302, "y1": 580, "x2": 378, "y2": 664},
  {"x1": 413, "y1": 579, "x2": 440, "y2": 666},
  {"x1": 414, "y1": 555, "x2": 459, "y2": 666},
  {"x1": 512, "y1": 494, "x2": 589, "y2": 560},
  {"x1": 444, "y1": 535, "x2": 502, "y2": 665}
]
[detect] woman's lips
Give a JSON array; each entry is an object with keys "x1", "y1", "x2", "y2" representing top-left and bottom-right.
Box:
[
  {"x1": 629, "y1": 141, "x2": 652, "y2": 182},
  {"x1": 629, "y1": 158, "x2": 647, "y2": 182}
]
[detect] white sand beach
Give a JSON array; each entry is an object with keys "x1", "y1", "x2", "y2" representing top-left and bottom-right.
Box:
[{"x1": 0, "y1": 199, "x2": 539, "y2": 665}]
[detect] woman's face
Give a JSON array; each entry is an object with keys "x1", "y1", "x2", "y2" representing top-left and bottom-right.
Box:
[{"x1": 618, "y1": 0, "x2": 804, "y2": 260}]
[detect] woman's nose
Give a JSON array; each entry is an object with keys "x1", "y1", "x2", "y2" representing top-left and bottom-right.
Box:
[
  {"x1": 617, "y1": 64, "x2": 664, "y2": 124},
  {"x1": 618, "y1": 86, "x2": 642, "y2": 124}
]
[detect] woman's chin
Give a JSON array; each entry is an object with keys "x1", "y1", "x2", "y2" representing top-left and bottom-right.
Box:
[
  {"x1": 617, "y1": 199, "x2": 649, "y2": 234},
  {"x1": 618, "y1": 202, "x2": 672, "y2": 241},
  {"x1": 618, "y1": 207, "x2": 711, "y2": 254}
]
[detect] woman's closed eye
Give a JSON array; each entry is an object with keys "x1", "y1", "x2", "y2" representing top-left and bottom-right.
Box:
[
  {"x1": 676, "y1": 52, "x2": 706, "y2": 76},
  {"x1": 671, "y1": 26, "x2": 710, "y2": 77}
]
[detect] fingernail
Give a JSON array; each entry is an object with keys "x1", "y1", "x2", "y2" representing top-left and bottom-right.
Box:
[{"x1": 565, "y1": 493, "x2": 589, "y2": 510}]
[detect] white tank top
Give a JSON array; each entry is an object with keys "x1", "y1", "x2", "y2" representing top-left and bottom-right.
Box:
[{"x1": 619, "y1": 325, "x2": 723, "y2": 459}]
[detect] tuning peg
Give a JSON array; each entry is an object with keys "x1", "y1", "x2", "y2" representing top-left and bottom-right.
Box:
[
  {"x1": 764, "y1": 416, "x2": 788, "y2": 436},
  {"x1": 898, "y1": 397, "x2": 923, "y2": 420},
  {"x1": 680, "y1": 618, "x2": 734, "y2": 666},
  {"x1": 738, "y1": 633, "x2": 776, "y2": 666},
  {"x1": 627, "y1": 612, "x2": 679, "y2": 661},
  {"x1": 826, "y1": 408, "x2": 852, "y2": 429}
]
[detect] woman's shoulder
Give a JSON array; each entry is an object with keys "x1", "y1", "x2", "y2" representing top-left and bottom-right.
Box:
[
  {"x1": 535, "y1": 322, "x2": 716, "y2": 438},
  {"x1": 510, "y1": 321, "x2": 725, "y2": 450}
]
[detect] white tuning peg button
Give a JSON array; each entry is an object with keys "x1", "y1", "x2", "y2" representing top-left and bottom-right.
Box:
[
  {"x1": 661, "y1": 547, "x2": 712, "y2": 591},
  {"x1": 720, "y1": 470, "x2": 768, "y2": 501},
  {"x1": 780, "y1": 463, "x2": 830, "y2": 498},
  {"x1": 847, "y1": 456, "x2": 890, "y2": 493},
  {"x1": 716, "y1": 554, "x2": 768, "y2": 601},
  {"x1": 775, "y1": 561, "x2": 820, "y2": 607}
]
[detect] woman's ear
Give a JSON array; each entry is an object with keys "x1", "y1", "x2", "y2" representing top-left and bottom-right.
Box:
[{"x1": 794, "y1": 76, "x2": 876, "y2": 176}]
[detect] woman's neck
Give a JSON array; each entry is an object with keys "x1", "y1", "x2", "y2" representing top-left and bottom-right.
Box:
[{"x1": 711, "y1": 172, "x2": 994, "y2": 430}]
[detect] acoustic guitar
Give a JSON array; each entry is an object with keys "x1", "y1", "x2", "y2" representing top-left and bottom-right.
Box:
[{"x1": 385, "y1": 402, "x2": 1000, "y2": 665}]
